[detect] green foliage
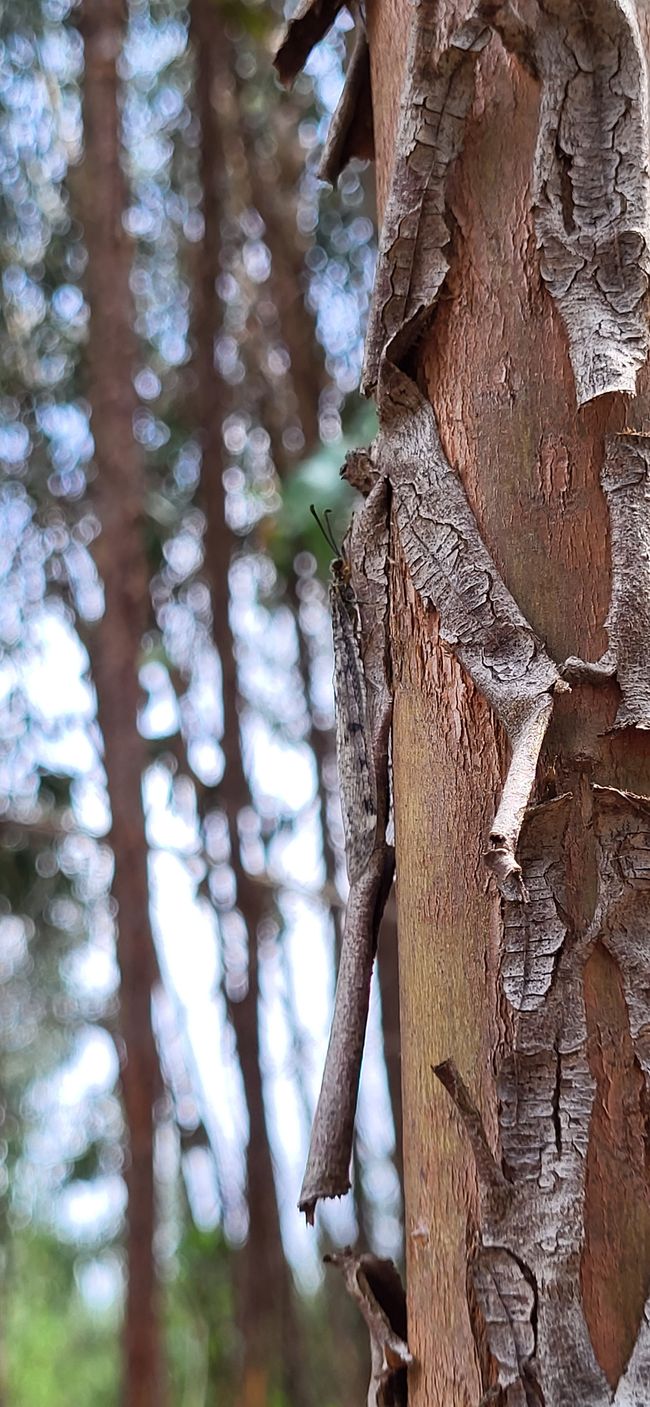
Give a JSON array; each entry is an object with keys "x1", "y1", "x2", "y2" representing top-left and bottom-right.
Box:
[
  {"x1": 6, "y1": 1232, "x2": 119, "y2": 1407},
  {"x1": 264, "y1": 400, "x2": 378, "y2": 581}
]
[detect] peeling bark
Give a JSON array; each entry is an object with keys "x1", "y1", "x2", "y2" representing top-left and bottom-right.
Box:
[
  {"x1": 324, "y1": 1249, "x2": 412, "y2": 1406},
  {"x1": 274, "y1": 0, "x2": 345, "y2": 87},
  {"x1": 300, "y1": 479, "x2": 395, "y2": 1220},
  {"x1": 563, "y1": 432, "x2": 650, "y2": 729},
  {"x1": 482, "y1": 0, "x2": 650, "y2": 405},
  {"x1": 437, "y1": 784, "x2": 650, "y2": 1405},
  {"x1": 366, "y1": 357, "x2": 566, "y2": 896},
  {"x1": 319, "y1": 18, "x2": 375, "y2": 184},
  {"x1": 278, "y1": 0, "x2": 650, "y2": 1397},
  {"x1": 361, "y1": 16, "x2": 490, "y2": 394}
]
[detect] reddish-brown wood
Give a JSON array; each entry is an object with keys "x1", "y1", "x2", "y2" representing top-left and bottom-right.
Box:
[{"x1": 367, "y1": 3, "x2": 650, "y2": 1402}]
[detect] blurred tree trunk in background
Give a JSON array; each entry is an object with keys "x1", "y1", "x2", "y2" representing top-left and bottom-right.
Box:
[
  {"x1": 77, "y1": 2, "x2": 163, "y2": 1402},
  {"x1": 364, "y1": 1, "x2": 650, "y2": 1402},
  {"x1": 189, "y1": 3, "x2": 308, "y2": 1403}
]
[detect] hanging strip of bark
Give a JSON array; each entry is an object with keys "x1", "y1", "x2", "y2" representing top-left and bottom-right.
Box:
[
  {"x1": 436, "y1": 783, "x2": 650, "y2": 1406},
  {"x1": 274, "y1": 0, "x2": 345, "y2": 86},
  {"x1": 480, "y1": 0, "x2": 650, "y2": 406},
  {"x1": 324, "y1": 1249, "x2": 412, "y2": 1406},
  {"x1": 563, "y1": 432, "x2": 650, "y2": 729},
  {"x1": 299, "y1": 477, "x2": 394, "y2": 1220},
  {"x1": 318, "y1": 17, "x2": 375, "y2": 184},
  {"x1": 361, "y1": 14, "x2": 490, "y2": 394}
]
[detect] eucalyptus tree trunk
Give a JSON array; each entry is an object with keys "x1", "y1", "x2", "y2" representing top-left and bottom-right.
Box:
[
  {"x1": 78, "y1": 3, "x2": 163, "y2": 1402},
  {"x1": 278, "y1": 0, "x2": 650, "y2": 1403}
]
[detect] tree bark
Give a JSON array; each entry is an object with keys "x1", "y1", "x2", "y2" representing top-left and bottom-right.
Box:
[
  {"x1": 78, "y1": 3, "x2": 163, "y2": 1402},
  {"x1": 362, "y1": 2, "x2": 650, "y2": 1402},
  {"x1": 278, "y1": 0, "x2": 650, "y2": 1400}
]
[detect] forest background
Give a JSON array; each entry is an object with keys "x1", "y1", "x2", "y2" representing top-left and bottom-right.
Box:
[{"x1": 0, "y1": 0, "x2": 401, "y2": 1402}]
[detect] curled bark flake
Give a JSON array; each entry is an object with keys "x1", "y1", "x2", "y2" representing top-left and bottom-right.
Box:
[
  {"x1": 564, "y1": 434, "x2": 650, "y2": 729},
  {"x1": 361, "y1": 15, "x2": 491, "y2": 394},
  {"x1": 274, "y1": 0, "x2": 345, "y2": 85},
  {"x1": 485, "y1": 0, "x2": 650, "y2": 405},
  {"x1": 319, "y1": 20, "x2": 374, "y2": 183},
  {"x1": 299, "y1": 479, "x2": 394, "y2": 1220},
  {"x1": 375, "y1": 356, "x2": 565, "y2": 895},
  {"x1": 501, "y1": 794, "x2": 570, "y2": 1010},
  {"x1": 324, "y1": 1248, "x2": 412, "y2": 1406}
]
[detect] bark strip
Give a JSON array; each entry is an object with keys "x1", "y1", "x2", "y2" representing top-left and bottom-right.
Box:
[
  {"x1": 361, "y1": 15, "x2": 490, "y2": 394},
  {"x1": 324, "y1": 1249, "x2": 412, "y2": 1406},
  {"x1": 362, "y1": 355, "x2": 565, "y2": 896},
  {"x1": 482, "y1": 0, "x2": 650, "y2": 406},
  {"x1": 300, "y1": 478, "x2": 395, "y2": 1219},
  {"x1": 318, "y1": 19, "x2": 375, "y2": 184},
  {"x1": 563, "y1": 432, "x2": 650, "y2": 729},
  {"x1": 274, "y1": 0, "x2": 345, "y2": 86}
]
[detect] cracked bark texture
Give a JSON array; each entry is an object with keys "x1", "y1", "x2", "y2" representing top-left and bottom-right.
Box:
[
  {"x1": 364, "y1": 0, "x2": 650, "y2": 1402},
  {"x1": 482, "y1": 0, "x2": 650, "y2": 406}
]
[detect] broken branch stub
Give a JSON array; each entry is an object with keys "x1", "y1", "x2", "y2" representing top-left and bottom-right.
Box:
[{"x1": 324, "y1": 1248, "x2": 412, "y2": 1407}]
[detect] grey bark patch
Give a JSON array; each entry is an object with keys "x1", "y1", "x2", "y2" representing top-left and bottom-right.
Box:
[
  {"x1": 472, "y1": 1249, "x2": 538, "y2": 1406},
  {"x1": 324, "y1": 1249, "x2": 412, "y2": 1406},
  {"x1": 361, "y1": 14, "x2": 491, "y2": 394},
  {"x1": 438, "y1": 786, "x2": 650, "y2": 1404},
  {"x1": 482, "y1": 0, "x2": 650, "y2": 405},
  {"x1": 563, "y1": 434, "x2": 650, "y2": 729},
  {"x1": 501, "y1": 794, "x2": 570, "y2": 1010}
]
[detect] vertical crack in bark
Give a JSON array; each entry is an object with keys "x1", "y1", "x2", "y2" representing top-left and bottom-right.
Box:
[
  {"x1": 482, "y1": 0, "x2": 650, "y2": 405},
  {"x1": 563, "y1": 433, "x2": 650, "y2": 729}
]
